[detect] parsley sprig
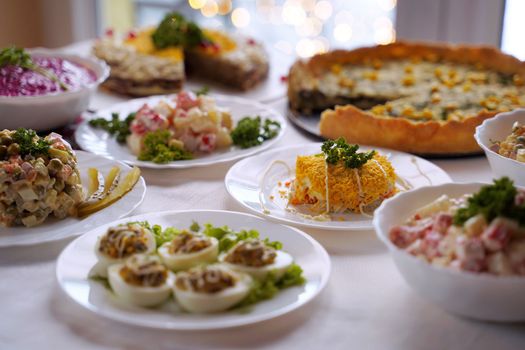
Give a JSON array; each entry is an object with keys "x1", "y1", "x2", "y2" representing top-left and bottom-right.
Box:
[
  {"x1": 231, "y1": 116, "x2": 281, "y2": 149},
  {"x1": 454, "y1": 177, "x2": 525, "y2": 227},
  {"x1": 321, "y1": 138, "x2": 375, "y2": 168},
  {"x1": 0, "y1": 47, "x2": 68, "y2": 91},
  {"x1": 151, "y1": 12, "x2": 211, "y2": 49},
  {"x1": 89, "y1": 112, "x2": 136, "y2": 143},
  {"x1": 12, "y1": 129, "x2": 50, "y2": 157}
]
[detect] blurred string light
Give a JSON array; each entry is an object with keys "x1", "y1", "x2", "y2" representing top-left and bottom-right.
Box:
[
  {"x1": 186, "y1": 0, "x2": 397, "y2": 57},
  {"x1": 201, "y1": 1, "x2": 219, "y2": 17},
  {"x1": 231, "y1": 7, "x2": 251, "y2": 28}
]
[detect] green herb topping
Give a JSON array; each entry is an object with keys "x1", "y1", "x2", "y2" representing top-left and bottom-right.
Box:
[
  {"x1": 231, "y1": 116, "x2": 281, "y2": 149},
  {"x1": 138, "y1": 129, "x2": 193, "y2": 164},
  {"x1": 193, "y1": 85, "x2": 210, "y2": 96},
  {"x1": 11, "y1": 128, "x2": 50, "y2": 157},
  {"x1": 151, "y1": 12, "x2": 210, "y2": 49},
  {"x1": 454, "y1": 177, "x2": 525, "y2": 227},
  {"x1": 321, "y1": 137, "x2": 376, "y2": 168},
  {"x1": 89, "y1": 112, "x2": 135, "y2": 143},
  {"x1": 0, "y1": 47, "x2": 69, "y2": 91}
]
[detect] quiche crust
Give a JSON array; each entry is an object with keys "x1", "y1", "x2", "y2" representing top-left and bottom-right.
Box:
[
  {"x1": 288, "y1": 41, "x2": 525, "y2": 155},
  {"x1": 320, "y1": 105, "x2": 496, "y2": 155}
]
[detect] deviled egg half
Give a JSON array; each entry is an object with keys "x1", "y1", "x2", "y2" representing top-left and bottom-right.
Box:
[
  {"x1": 158, "y1": 231, "x2": 219, "y2": 271},
  {"x1": 108, "y1": 254, "x2": 174, "y2": 307},
  {"x1": 220, "y1": 239, "x2": 293, "y2": 280},
  {"x1": 173, "y1": 264, "x2": 252, "y2": 313},
  {"x1": 94, "y1": 223, "x2": 156, "y2": 277}
]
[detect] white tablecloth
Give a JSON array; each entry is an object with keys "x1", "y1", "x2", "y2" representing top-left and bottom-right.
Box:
[{"x1": 2, "y1": 94, "x2": 524, "y2": 350}]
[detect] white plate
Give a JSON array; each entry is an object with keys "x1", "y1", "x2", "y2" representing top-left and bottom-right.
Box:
[
  {"x1": 225, "y1": 143, "x2": 452, "y2": 231},
  {"x1": 0, "y1": 151, "x2": 146, "y2": 247},
  {"x1": 55, "y1": 210, "x2": 330, "y2": 330},
  {"x1": 75, "y1": 94, "x2": 286, "y2": 169}
]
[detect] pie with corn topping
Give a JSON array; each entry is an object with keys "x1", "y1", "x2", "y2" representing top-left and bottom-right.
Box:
[
  {"x1": 288, "y1": 42, "x2": 525, "y2": 155},
  {"x1": 93, "y1": 13, "x2": 268, "y2": 96}
]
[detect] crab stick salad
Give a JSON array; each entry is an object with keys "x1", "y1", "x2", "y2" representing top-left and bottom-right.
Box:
[
  {"x1": 126, "y1": 91, "x2": 234, "y2": 157},
  {"x1": 389, "y1": 178, "x2": 525, "y2": 276},
  {"x1": 0, "y1": 129, "x2": 83, "y2": 227},
  {"x1": 88, "y1": 90, "x2": 281, "y2": 163},
  {"x1": 91, "y1": 221, "x2": 305, "y2": 312}
]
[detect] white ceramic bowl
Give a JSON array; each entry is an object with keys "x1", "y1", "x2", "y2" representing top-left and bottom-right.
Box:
[
  {"x1": 475, "y1": 109, "x2": 525, "y2": 186},
  {"x1": 373, "y1": 182, "x2": 525, "y2": 322},
  {"x1": 0, "y1": 48, "x2": 109, "y2": 131}
]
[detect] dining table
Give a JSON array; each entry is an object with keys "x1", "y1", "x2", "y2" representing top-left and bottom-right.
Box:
[{"x1": 1, "y1": 44, "x2": 525, "y2": 350}]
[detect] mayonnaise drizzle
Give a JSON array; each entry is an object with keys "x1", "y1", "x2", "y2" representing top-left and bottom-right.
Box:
[
  {"x1": 411, "y1": 156, "x2": 433, "y2": 185},
  {"x1": 258, "y1": 160, "x2": 292, "y2": 214},
  {"x1": 324, "y1": 155, "x2": 330, "y2": 214}
]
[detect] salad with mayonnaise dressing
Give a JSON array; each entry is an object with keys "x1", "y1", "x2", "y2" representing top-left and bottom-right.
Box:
[
  {"x1": 91, "y1": 220, "x2": 305, "y2": 313},
  {"x1": 390, "y1": 177, "x2": 525, "y2": 275},
  {"x1": 0, "y1": 129, "x2": 83, "y2": 227},
  {"x1": 89, "y1": 91, "x2": 281, "y2": 164}
]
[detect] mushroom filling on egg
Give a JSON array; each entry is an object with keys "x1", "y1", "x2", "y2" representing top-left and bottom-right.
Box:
[
  {"x1": 175, "y1": 266, "x2": 237, "y2": 294},
  {"x1": 98, "y1": 224, "x2": 151, "y2": 259},
  {"x1": 224, "y1": 240, "x2": 276, "y2": 267},
  {"x1": 169, "y1": 231, "x2": 212, "y2": 254},
  {"x1": 119, "y1": 255, "x2": 168, "y2": 287}
]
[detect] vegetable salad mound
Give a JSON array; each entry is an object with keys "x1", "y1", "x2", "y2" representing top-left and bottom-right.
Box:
[
  {"x1": 390, "y1": 177, "x2": 525, "y2": 276},
  {"x1": 89, "y1": 91, "x2": 281, "y2": 164},
  {"x1": 0, "y1": 129, "x2": 83, "y2": 227}
]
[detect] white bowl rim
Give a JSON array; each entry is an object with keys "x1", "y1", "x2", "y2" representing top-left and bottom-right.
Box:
[
  {"x1": 373, "y1": 180, "x2": 525, "y2": 283},
  {"x1": 474, "y1": 108, "x2": 525, "y2": 168},
  {"x1": 0, "y1": 48, "x2": 109, "y2": 101}
]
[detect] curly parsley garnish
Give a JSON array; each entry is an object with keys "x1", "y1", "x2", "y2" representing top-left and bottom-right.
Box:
[
  {"x1": 454, "y1": 177, "x2": 525, "y2": 227},
  {"x1": 138, "y1": 129, "x2": 193, "y2": 164},
  {"x1": 321, "y1": 138, "x2": 375, "y2": 168},
  {"x1": 231, "y1": 116, "x2": 281, "y2": 149},
  {"x1": 0, "y1": 46, "x2": 68, "y2": 91},
  {"x1": 151, "y1": 12, "x2": 211, "y2": 49},
  {"x1": 12, "y1": 128, "x2": 50, "y2": 157},
  {"x1": 89, "y1": 112, "x2": 135, "y2": 143}
]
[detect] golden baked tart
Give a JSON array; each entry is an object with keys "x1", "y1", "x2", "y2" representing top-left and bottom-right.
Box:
[
  {"x1": 288, "y1": 42, "x2": 525, "y2": 155},
  {"x1": 93, "y1": 12, "x2": 269, "y2": 96}
]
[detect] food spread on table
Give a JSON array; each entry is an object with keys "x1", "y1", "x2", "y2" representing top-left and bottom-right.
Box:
[
  {"x1": 0, "y1": 47, "x2": 96, "y2": 96},
  {"x1": 491, "y1": 121, "x2": 525, "y2": 162},
  {"x1": 88, "y1": 91, "x2": 281, "y2": 163},
  {"x1": 288, "y1": 42, "x2": 525, "y2": 155},
  {"x1": 92, "y1": 12, "x2": 268, "y2": 96},
  {"x1": 91, "y1": 220, "x2": 305, "y2": 313},
  {"x1": 287, "y1": 138, "x2": 397, "y2": 219},
  {"x1": 389, "y1": 177, "x2": 525, "y2": 275},
  {"x1": 0, "y1": 128, "x2": 141, "y2": 227}
]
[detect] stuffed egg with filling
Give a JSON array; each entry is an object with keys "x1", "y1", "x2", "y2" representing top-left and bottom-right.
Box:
[
  {"x1": 108, "y1": 254, "x2": 174, "y2": 307},
  {"x1": 173, "y1": 264, "x2": 252, "y2": 313},
  {"x1": 94, "y1": 223, "x2": 156, "y2": 277},
  {"x1": 220, "y1": 239, "x2": 293, "y2": 280},
  {"x1": 158, "y1": 231, "x2": 219, "y2": 271}
]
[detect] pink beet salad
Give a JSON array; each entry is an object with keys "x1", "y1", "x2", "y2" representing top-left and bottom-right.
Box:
[{"x1": 0, "y1": 53, "x2": 96, "y2": 97}]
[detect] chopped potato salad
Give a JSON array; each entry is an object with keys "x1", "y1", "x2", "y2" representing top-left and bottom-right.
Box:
[{"x1": 0, "y1": 129, "x2": 83, "y2": 227}]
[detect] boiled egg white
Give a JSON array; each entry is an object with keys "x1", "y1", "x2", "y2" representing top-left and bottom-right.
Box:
[
  {"x1": 173, "y1": 265, "x2": 252, "y2": 313},
  {"x1": 93, "y1": 224, "x2": 156, "y2": 277},
  {"x1": 107, "y1": 256, "x2": 174, "y2": 307},
  {"x1": 126, "y1": 133, "x2": 143, "y2": 156},
  {"x1": 220, "y1": 241, "x2": 293, "y2": 280},
  {"x1": 158, "y1": 236, "x2": 219, "y2": 271}
]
